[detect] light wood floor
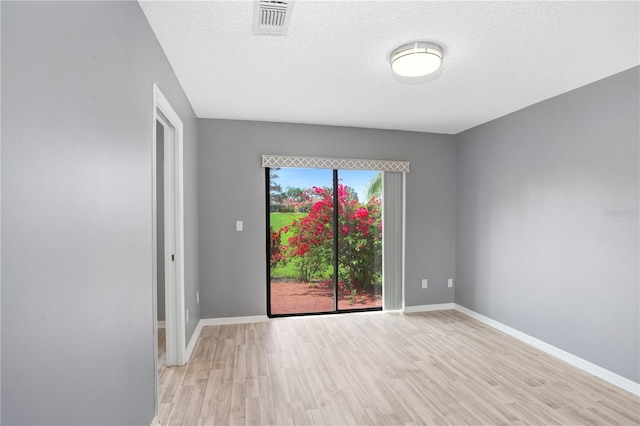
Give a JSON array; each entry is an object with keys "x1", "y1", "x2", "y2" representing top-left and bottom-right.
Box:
[
  {"x1": 159, "y1": 326, "x2": 167, "y2": 372},
  {"x1": 158, "y1": 310, "x2": 639, "y2": 425}
]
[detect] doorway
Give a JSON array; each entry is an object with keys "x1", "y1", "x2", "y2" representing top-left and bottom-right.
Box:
[
  {"x1": 267, "y1": 167, "x2": 383, "y2": 316},
  {"x1": 156, "y1": 120, "x2": 167, "y2": 372},
  {"x1": 152, "y1": 85, "x2": 186, "y2": 417}
]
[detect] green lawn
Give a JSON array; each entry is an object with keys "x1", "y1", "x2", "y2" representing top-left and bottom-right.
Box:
[
  {"x1": 270, "y1": 212, "x2": 305, "y2": 242},
  {"x1": 270, "y1": 212, "x2": 305, "y2": 279}
]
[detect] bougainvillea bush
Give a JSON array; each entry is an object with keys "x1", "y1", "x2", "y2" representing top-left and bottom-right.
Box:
[{"x1": 271, "y1": 184, "x2": 382, "y2": 294}]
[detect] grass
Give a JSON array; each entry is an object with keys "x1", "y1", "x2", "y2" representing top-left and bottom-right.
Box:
[
  {"x1": 270, "y1": 212, "x2": 305, "y2": 242},
  {"x1": 270, "y1": 212, "x2": 305, "y2": 279}
]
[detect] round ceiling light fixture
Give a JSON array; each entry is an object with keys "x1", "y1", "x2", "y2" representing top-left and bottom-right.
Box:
[{"x1": 390, "y1": 41, "x2": 443, "y2": 77}]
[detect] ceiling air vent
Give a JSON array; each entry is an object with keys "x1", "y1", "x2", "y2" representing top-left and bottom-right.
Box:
[{"x1": 253, "y1": 0, "x2": 294, "y2": 36}]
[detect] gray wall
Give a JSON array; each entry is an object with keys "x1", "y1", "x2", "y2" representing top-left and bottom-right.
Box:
[
  {"x1": 455, "y1": 67, "x2": 639, "y2": 382},
  {"x1": 1, "y1": 2, "x2": 199, "y2": 424},
  {"x1": 198, "y1": 120, "x2": 456, "y2": 318}
]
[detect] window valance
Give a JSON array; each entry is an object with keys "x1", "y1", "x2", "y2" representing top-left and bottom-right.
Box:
[{"x1": 261, "y1": 155, "x2": 410, "y2": 173}]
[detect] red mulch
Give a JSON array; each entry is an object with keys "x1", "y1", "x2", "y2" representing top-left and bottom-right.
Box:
[{"x1": 270, "y1": 281, "x2": 382, "y2": 315}]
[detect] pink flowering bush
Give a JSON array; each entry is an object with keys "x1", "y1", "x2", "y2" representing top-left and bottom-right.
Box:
[{"x1": 272, "y1": 184, "x2": 382, "y2": 293}]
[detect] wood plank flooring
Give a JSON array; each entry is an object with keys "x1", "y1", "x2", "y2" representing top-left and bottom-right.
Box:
[
  {"x1": 157, "y1": 310, "x2": 640, "y2": 425},
  {"x1": 159, "y1": 326, "x2": 167, "y2": 372}
]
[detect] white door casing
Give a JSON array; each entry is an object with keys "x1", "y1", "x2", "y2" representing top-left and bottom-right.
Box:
[{"x1": 152, "y1": 84, "x2": 186, "y2": 418}]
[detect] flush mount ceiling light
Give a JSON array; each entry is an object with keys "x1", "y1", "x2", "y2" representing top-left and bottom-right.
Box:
[{"x1": 390, "y1": 42, "x2": 443, "y2": 77}]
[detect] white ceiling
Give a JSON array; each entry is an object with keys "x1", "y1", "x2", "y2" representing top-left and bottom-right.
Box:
[{"x1": 139, "y1": 1, "x2": 639, "y2": 134}]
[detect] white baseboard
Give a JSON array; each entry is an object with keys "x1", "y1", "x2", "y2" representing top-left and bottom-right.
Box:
[
  {"x1": 200, "y1": 315, "x2": 269, "y2": 326},
  {"x1": 157, "y1": 320, "x2": 166, "y2": 329},
  {"x1": 403, "y1": 303, "x2": 454, "y2": 313},
  {"x1": 184, "y1": 320, "x2": 203, "y2": 362},
  {"x1": 453, "y1": 304, "x2": 640, "y2": 397}
]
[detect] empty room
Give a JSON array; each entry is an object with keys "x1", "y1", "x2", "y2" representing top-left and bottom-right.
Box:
[{"x1": 1, "y1": 1, "x2": 638, "y2": 425}]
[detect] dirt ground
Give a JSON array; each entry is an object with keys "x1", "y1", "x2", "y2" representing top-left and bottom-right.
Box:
[{"x1": 270, "y1": 281, "x2": 382, "y2": 315}]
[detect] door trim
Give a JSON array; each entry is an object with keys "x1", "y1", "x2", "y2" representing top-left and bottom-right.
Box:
[
  {"x1": 152, "y1": 84, "x2": 186, "y2": 414},
  {"x1": 153, "y1": 84, "x2": 186, "y2": 365}
]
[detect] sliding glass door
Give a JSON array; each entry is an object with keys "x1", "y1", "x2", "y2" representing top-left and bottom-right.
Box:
[
  {"x1": 268, "y1": 167, "x2": 335, "y2": 315},
  {"x1": 267, "y1": 167, "x2": 382, "y2": 316},
  {"x1": 337, "y1": 170, "x2": 383, "y2": 310}
]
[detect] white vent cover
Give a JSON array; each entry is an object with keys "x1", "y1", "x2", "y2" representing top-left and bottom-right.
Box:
[{"x1": 253, "y1": 0, "x2": 294, "y2": 36}]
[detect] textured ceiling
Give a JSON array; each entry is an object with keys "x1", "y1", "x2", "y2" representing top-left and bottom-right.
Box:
[{"x1": 139, "y1": 1, "x2": 639, "y2": 134}]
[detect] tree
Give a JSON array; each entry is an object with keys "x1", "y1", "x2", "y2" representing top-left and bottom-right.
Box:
[
  {"x1": 341, "y1": 185, "x2": 359, "y2": 203},
  {"x1": 269, "y1": 168, "x2": 284, "y2": 205},
  {"x1": 273, "y1": 184, "x2": 382, "y2": 292},
  {"x1": 284, "y1": 186, "x2": 304, "y2": 199},
  {"x1": 364, "y1": 172, "x2": 382, "y2": 200}
]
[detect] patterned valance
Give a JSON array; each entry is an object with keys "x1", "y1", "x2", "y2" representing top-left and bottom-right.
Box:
[{"x1": 261, "y1": 155, "x2": 409, "y2": 173}]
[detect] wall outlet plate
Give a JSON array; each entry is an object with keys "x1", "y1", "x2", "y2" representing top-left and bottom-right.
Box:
[
  {"x1": 422, "y1": 279, "x2": 428, "y2": 289},
  {"x1": 448, "y1": 278, "x2": 453, "y2": 288}
]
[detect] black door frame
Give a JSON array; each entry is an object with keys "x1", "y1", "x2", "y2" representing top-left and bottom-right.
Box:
[{"x1": 265, "y1": 167, "x2": 383, "y2": 318}]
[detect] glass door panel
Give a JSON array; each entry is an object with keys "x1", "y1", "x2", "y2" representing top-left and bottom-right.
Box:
[
  {"x1": 337, "y1": 171, "x2": 383, "y2": 310},
  {"x1": 268, "y1": 168, "x2": 335, "y2": 315}
]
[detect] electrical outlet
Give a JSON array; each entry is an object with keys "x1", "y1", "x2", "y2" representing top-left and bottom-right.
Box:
[
  {"x1": 186, "y1": 309, "x2": 190, "y2": 323},
  {"x1": 196, "y1": 291, "x2": 200, "y2": 304},
  {"x1": 236, "y1": 220, "x2": 243, "y2": 231},
  {"x1": 448, "y1": 279, "x2": 453, "y2": 288},
  {"x1": 421, "y1": 279, "x2": 428, "y2": 289}
]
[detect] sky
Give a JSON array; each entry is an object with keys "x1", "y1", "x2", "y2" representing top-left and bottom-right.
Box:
[{"x1": 273, "y1": 168, "x2": 380, "y2": 201}]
